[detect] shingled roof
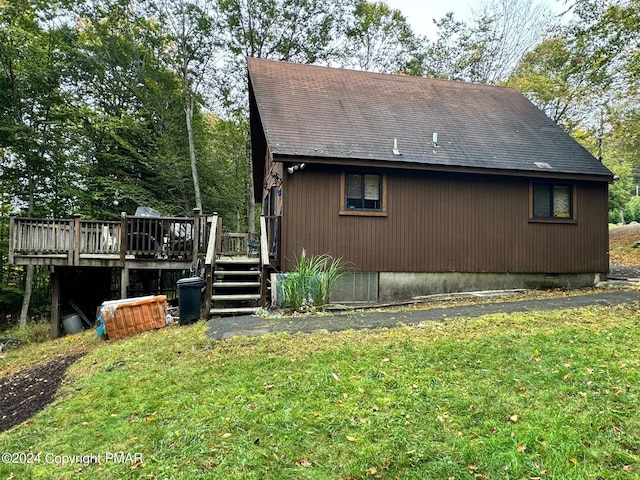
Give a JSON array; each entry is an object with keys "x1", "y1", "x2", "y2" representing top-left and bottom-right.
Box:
[{"x1": 248, "y1": 57, "x2": 613, "y2": 182}]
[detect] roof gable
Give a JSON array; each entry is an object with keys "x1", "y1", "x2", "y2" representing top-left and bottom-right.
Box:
[{"x1": 248, "y1": 57, "x2": 612, "y2": 180}]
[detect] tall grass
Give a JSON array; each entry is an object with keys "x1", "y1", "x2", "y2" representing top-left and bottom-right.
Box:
[
  {"x1": 0, "y1": 320, "x2": 50, "y2": 345},
  {"x1": 281, "y1": 249, "x2": 345, "y2": 312}
]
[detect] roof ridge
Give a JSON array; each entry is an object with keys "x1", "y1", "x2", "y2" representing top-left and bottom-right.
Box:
[{"x1": 246, "y1": 56, "x2": 517, "y2": 92}]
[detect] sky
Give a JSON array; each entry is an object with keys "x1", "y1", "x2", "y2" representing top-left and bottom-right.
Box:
[
  {"x1": 385, "y1": 0, "x2": 475, "y2": 38},
  {"x1": 386, "y1": 0, "x2": 566, "y2": 39}
]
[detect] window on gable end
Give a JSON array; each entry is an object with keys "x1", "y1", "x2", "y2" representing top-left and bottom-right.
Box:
[{"x1": 531, "y1": 183, "x2": 575, "y2": 221}]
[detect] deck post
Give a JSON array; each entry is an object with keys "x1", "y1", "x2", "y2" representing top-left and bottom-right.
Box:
[
  {"x1": 8, "y1": 213, "x2": 16, "y2": 264},
  {"x1": 204, "y1": 212, "x2": 218, "y2": 317},
  {"x1": 192, "y1": 208, "x2": 201, "y2": 271},
  {"x1": 216, "y1": 217, "x2": 223, "y2": 254},
  {"x1": 67, "y1": 218, "x2": 75, "y2": 264},
  {"x1": 120, "y1": 266, "x2": 129, "y2": 299},
  {"x1": 119, "y1": 212, "x2": 127, "y2": 266},
  {"x1": 73, "y1": 214, "x2": 81, "y2": 266},
  {"x1": 50, "y1": 267, "x2": 60, "y2": 339}
]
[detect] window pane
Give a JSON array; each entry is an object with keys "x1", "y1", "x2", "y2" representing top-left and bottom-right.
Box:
[
  {"x1": 364, "y1": 175, "x2": 380, "y2": 200},
  {"x1": 553, "y1": 186, "x2": 571, "y2": 217},
  {"x1": 533, "y1": 185, "x2": 551, "y2": 217},
  {"x1": 346, "y1": 175, "x2": 361, "y2": 198},
  {"x1": 344, "y1": 172, "x2": 383, "y2": 211}
]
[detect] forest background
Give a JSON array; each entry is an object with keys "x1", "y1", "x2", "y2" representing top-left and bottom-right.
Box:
[{"x1": 1, "y1": 0, "x2": 638, "y2": 324}]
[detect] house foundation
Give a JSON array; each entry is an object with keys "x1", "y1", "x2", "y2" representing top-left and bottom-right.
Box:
[{"x1": 377, "y1": 272, "x2": 604, "y2": 302}]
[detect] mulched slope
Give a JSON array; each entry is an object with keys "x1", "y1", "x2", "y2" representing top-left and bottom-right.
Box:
[{"x1": 0, "y1": 353, "x2": 84, "y2": 433}]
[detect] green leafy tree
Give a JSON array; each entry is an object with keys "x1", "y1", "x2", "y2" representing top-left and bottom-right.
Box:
[
  {"x1": 0, "y1": 0, "x2": 83, "y2": 326},
  {"x1": 570, "y1": 0, "x2": 640, "y2": 97},
  {"x1": 339, "y1": 0, "x2": 419, "y2": 73},
  {"x1": 74, "y1": 0, "x2": 192, "y2": 218},
  {"x1": 508, "y1": 36, "x2": 597, "y2": 130},
  {"x1": 151, "y1": 0, "x2": 219, "y2": 212},
  {"x1": 201, "y1": 115, "x2": 251, "y2": 228}
]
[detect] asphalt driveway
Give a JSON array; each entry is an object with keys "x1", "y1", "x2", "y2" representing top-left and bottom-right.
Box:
[{"x1": 206, "y1": 289, "x2": 640, "y2": 340}]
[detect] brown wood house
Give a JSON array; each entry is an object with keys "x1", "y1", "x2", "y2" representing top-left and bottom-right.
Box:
[{"x1": 248, "y1": 57, "x2": 614, "y2": 303}]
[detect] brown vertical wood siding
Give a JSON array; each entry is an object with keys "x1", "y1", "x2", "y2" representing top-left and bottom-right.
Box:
[{"x1": 280, "y1": 164, "x2": 609, "y2": 274}]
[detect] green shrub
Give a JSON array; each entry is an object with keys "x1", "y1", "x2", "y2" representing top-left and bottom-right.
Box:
[
  {"x1": 622, "y1": 196, "x2": 640, "y2": 223},
  {"x1": 281, "y1": 249, "x2": 344, "y2": 312}
]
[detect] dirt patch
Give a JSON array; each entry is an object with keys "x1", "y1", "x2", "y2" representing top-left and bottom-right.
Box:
[{"x1": 0, "y1": 353, "x2": 84, "y2": 433}]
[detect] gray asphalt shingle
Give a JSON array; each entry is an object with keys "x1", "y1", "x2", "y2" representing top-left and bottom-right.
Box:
[{"x1": 248, "y1": 57, "x2": 613, "y2": 179}]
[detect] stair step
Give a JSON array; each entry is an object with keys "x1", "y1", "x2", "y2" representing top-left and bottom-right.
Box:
[
  {"x1": 210, "y1": 307, "x2": 259, "y2": 315},
  {"x1": 215, "y1": 270, "x2": 259, "y2": 276},
  {"x1": 212, "y1": 294, "x2": 260, "y2": 301},
  {"x1": 213, "y1": 281, "x2": 260, "y2": 288},
  {"x1": 216, "y1": 257, "x2": 260, "y2": 265}
]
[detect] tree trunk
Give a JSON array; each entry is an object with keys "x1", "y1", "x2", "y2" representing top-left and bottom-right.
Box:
[
  {"x1": 19, "y1": 165, "x2": 36, "y2": 328},
  {"x1": 185, "y1": 91, "x2": 202, "y2": 211},
  {"x1": 19, "y1": 265, "x2": 34, "y2": 328}
]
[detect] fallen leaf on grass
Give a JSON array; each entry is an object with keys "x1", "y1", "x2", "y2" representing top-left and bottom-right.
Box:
[
  {"x1": 517, "y1": 443, "x2": 527, "y2": 452},
  {"x1": 295, "y1": 458, "x2": 311, "y2": 467},
  {"x1": 346, "y1": 436, "x2": 356, "y2": 442},
  {"x1": 509, "y1": 414, "x2": 518, "y2": 423},
  {"x1": 365, "y1": 467, "x2": 378, "y2": 475},
  {"x1": 569, "y1": 457, "x2": 579, "y2": 465},
  {"x1": 623, "y1": 465, "x2": 633, "y2": 472},
  {"x1": 130, "y1": 461, "x2": 142, "y2": 470}
]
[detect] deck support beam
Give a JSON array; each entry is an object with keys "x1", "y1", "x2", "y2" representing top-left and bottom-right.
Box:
[
  {"x1": 120, "y1": 266, "x2": 130, "y2": 299},
  {"x1": 50, "y1": 268, "x2": 60, "y2": 339}
]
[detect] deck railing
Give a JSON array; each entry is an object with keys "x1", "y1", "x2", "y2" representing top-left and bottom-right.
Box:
[{"x1": 9, "y1": 211, "x2": 212, "y2": 265}]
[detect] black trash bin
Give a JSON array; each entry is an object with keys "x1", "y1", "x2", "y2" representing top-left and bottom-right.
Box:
[{"x1": 177, "y1": 277, "x2": 204, "y2": 325}]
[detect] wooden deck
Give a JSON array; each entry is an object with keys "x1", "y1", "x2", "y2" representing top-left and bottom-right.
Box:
[
  {"x1": 9, "y1": 211, "x2": 212, "y2": 269},
  {"x1": 8, "y1": 211, "x2": 279, "y2": 337}
]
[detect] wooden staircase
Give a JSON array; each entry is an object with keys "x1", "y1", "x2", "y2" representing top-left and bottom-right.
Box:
[
  {"x1": 209, "y1": 257, "x2": 262, "y2": 316},
  {"x1": 205, "y1": 216, "x2": 273, "y2": 318}
]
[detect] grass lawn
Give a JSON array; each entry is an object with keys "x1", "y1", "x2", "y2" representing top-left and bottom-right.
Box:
[{"x1": 1, "y1": 303, "x2": 639, "y2": 479}]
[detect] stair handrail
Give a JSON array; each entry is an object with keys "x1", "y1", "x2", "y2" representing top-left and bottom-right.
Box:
[
  {"x1": 204, "y1": 213, "x2": 220, "y2": 315},
  {"x1": 259, "y1": 215, "x2": 270, "y2": 306},
  {"x1": 259, "y1": 216, "x2": 269, "y2": 269}
]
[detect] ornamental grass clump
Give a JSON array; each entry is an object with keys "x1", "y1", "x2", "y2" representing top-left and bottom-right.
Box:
[{"x1": 281, "y1": 249, "x2": 345, "y2": 312}]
